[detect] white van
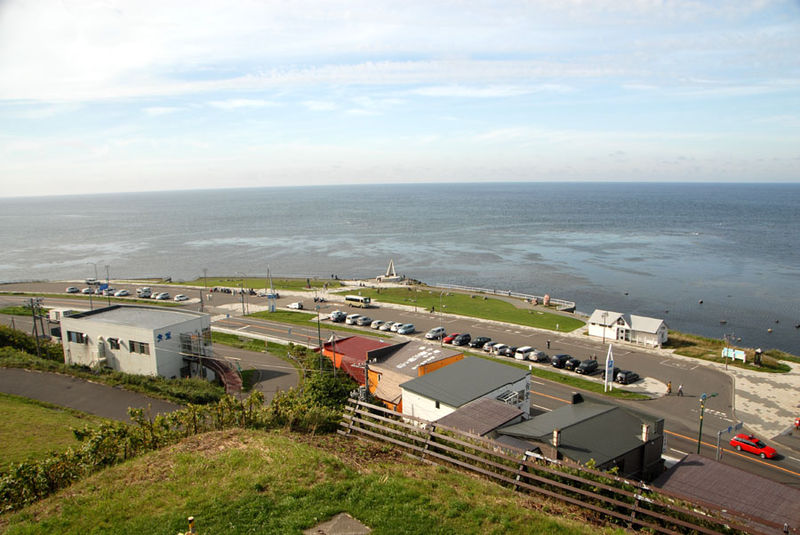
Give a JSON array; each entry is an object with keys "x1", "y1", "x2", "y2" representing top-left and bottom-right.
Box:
[
  {"x1": 514, "y1": 346, "x2": 533, "y2": 360},
  {"x1": 491, "y1": 343, "x2": 508, "y2": 355},
  {"x1": 425, "y1": 326, "x2": 446, "y2": 340},
  {"x1": 345, "y1": 313, "x2": 362, "y2": 325}
]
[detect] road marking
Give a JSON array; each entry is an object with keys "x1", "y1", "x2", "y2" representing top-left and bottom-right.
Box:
[
  {"x1": 531, "y1": 380, "x2": 546, "y2": 386},
  {"x1": 531, "y1": 404, "x2": 550, "y2": 411},
  {"x1": 532, "y1": 391, "x2": 572, "y2": 404},
  {"x1": 670, "y1": 449, "x2": 689, "y2": 456},
  {"x1": 789, "y1": 456, "x2": 800, "y2": 463}
]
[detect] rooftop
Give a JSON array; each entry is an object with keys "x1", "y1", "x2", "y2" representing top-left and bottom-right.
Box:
[
  {"x1": 400, "y1": 357, "x2": 529, "y2": 409},
  {"x1": 435, "y1": 398, "x2": 524, "y2": 436},
  {"x1": 65, "y1": 305, "x2": 209, "y2": 330},
  {"x1": 374, "y1": 342, "x2": 463, "y2": 377}
]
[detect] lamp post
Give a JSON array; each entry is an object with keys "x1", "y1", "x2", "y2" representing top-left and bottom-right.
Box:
[
  {"x1": 697, "y1": 392, "x2": 718, "y2": 454},
  {"x1": 236, "y1": 272, "x2": 247, "y2": 315},
  {"x1": 602, "y1": 311, "x2": 609, "y2": 344}
]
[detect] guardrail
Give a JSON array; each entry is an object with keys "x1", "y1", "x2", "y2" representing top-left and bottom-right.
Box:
[
  {"x1": 340, "y1": 398, "x2": 764, "y2": 535},
  {"x1": 431, "y1": 283, "x2": 576, "y2": 311}
]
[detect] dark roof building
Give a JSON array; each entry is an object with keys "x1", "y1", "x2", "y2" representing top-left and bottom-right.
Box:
[
  {"x1": 321, "y1": 336, "x2": 402, "y2": 384},
  {"x1": 652, "y1": 454, "x2": 800, "y2": 533},
  {"x1": 498, "y1": 397, "x2": 664, "y2": 480},
  {"x1": 435, "y1": 397, "x2": 524, "y2": 437}
]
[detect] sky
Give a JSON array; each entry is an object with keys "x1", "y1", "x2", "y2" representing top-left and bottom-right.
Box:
[{"x1": 1, "y1": 0, "x2": 799, "y2": 197}]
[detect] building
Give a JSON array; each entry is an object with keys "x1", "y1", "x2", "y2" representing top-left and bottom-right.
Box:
[
  {"x1": 60, "y1": 305, "x2": 214, "y2": 380},
  {"x1": 435, "y1": 397, "x2": 524, "y2": 437},
  {"x1": 588, "y1": 309, "x2": 668, "y2": 348},
  {"x1": 321, "y1": 335, "x2": 402, "y2": 384},
  {"x1": 496, "y1": 396, "x2": 664, "y2": 480},
  {"x1": 652, "y1": 454, "x2": 800, "y2": 533},
  {"x1": 366, "y1": 342, "x2": 464, "y2": 411},
  {"x1": 400, "y1": 357, "x2": 530, "y2": 422}
]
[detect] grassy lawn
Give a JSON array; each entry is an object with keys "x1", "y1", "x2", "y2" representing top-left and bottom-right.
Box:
[
  {"x1": 245, "y1": 309, "x2": 392, "y2": 339},
  {"x1": 354, "y1": 287, "x2": 585, "y2": 332},
  {"x1": 174, "y1": 276, "x2": 344, "y2": 291},
  {"x1": 0, "y1": 393, "x2": 107, "y2": 469},
  {"x1": 0, "y1": 429, "x2": 622, "y2": 535},
  {"x1": 0, "y1": 306, "x2": 51, "y2": 316},
  {"x1": 664, "y1": 331, "x2": 794, "y2": 373},
  {"x1": 469, "y1": 352, "x2": 649, "y2": 400}
]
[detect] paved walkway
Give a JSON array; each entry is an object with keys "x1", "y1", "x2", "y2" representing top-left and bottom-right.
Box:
[{"x1": 0, "y1": 368, "x2": 181, "y2": 421}]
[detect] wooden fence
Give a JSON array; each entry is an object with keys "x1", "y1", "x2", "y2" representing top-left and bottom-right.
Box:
[{"x1": 340, "y1": 398, "x2": 769, "y2": 535}]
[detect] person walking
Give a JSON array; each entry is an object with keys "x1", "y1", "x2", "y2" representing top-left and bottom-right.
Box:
[
  {"x1": 546, "y1": 340, "x2": 551, "y2": 350},
  {"x1": 677, "y1": 384, "x2": 684, "y2": 397},
  {"x1": 667, "y1": 381, "x2": 672, "y2": 395}
]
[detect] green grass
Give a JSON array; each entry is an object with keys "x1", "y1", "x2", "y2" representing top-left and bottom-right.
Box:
[
  {"x1": 0, "y1": 393, "x2": 107, "y2": 469},
  {"x1": 0, "y1": 306, "x2": 50, "y2": 316},
  {"x1": 469, "y1": 352, "x2": 649, "y2": 400},
  {"x1": 664, "y1": 331, "x2": 793, "y2": 373},
  {"x1": 172, "y1": 276, "x2": 344, "y2": 291},
  {"x1": 0, "y1": 429, "x2": 622, "y2": 535},
  {"x1": 246, "y1": 309, "x2": 392, "y2": 339},
  {"x1": 355, "y1": 287, "x2": 585, "y2": 332}
]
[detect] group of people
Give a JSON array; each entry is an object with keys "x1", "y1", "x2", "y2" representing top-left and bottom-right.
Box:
[{"x1": 666, "y1": 381, "x2": 683, "y2": 396}]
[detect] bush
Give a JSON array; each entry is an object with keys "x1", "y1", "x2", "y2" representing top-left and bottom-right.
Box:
[{"x1": 0, "y1": 324, "x2": 63, "y2": 362}]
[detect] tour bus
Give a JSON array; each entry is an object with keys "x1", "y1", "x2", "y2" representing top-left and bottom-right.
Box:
[{"x1": 344, "y1": 295, "x2": 371, "y2": 308}]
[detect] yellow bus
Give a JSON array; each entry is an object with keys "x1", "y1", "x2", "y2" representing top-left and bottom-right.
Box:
[{"x1": 345, "y1": 295, "x2": 371, "y2": 308}]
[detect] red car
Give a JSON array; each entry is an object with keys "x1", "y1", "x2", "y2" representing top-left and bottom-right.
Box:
[
  {"x1": 729, "y1": 433, "x2": 776, "y2": 459},
  {"x1": 442, "y1": 333, "x2": 460, "y2": 344}
]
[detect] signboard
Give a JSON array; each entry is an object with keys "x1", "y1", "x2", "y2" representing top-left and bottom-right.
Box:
[
  {"x1": 722, "y1": 347, "x2": 746, "y2": 363},
  {"x1": 604, "y1": 345, "x2": 614, "y2": 392}
]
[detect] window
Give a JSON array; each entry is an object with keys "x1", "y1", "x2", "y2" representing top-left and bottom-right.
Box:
[
  {"x1": 129, "y1": 340, "x2": 150, "y2": 355},
  {"x1": 108, "y1": 338, "x2": 120, "y2": 350},
  {"x1": 435, "y1": 400, "x2": 440, "y2": 409},
  {"x1": 67, "y1": 331, "x2": 87, "y2": 344}
]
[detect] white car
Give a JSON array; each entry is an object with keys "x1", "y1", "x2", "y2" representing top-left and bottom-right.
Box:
[
  {"x1": 174, "y1": 294, "x2": 189, "y2": 302},
  {"x1": 114, "y1": 289, "x2": 130, "y2": 297},
  {"x1": 287, "y1": 301, "x2": 303, "y2": 310},
  {"x1": 425, "y1": 326, "x2": 446, "y2": 340},
  {"x1": 389, "y1": 322, "x2": 403, "y2": 332},
  {"x1": 379, "y1": 322, "x2": 394, "y2": 331},
  {"x1": 81, "y1": 287, "x2": 93, "y2": 294},
  {"x1": 370, "y1": 319, "x2": 385, "y2": 329},
  {"x1": 345, "y1": 313, "x2": 361, "y2": 325},
  {"x1": 66, "y1": 286, "x2": 79, "y2": 293},
  {"x1": 153, "y1": 292, "x2": 170, "y2": 300},
  {"x1": 396, "y1": 323, "x2": 415, "y2": 335}
]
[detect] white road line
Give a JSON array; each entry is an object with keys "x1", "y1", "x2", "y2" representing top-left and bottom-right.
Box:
[
  {"x1": 789, "y1": 456, "x2": 800, "y2": 463},
  {"x1": 531, "y1": 404, "x2": 551, "y2": 411},
  {"x1": 531, "y1": 380, "x2": 545, "y2": 386},
  {"x1": 670, "y1": 449, "x2": 689, "y2": 456}
]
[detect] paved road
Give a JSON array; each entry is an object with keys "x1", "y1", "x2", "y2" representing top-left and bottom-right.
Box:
[{"x1": 0, "y1": 368, "x2": 181, "y2": 421}]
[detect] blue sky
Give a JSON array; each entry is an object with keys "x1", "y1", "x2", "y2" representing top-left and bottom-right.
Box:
[{"x1": 1, "y1": 0, "x2": 798, "y2": 197}]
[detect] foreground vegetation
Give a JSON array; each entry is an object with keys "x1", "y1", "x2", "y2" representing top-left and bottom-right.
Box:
[
  {"x1": 0, "y1": 429, "x2": 617, "y2": 535},
  {"x1": 0, "y1": 393, "x2": 107, "y2": 470},
  {"x1": 664, "y1": 331, "x2": 795, "y2": 373},
  {"x1": 354, "y1": 286, "x2": 585, "y2": 332}
]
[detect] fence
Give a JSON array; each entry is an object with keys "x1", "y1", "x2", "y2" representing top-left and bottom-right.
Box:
[
  {"x1": 432, "y1": 283, "x2": 576, "y2": 311},
  {"x1": 340, "y1": 398, "x2": 765, "y2": 535}
]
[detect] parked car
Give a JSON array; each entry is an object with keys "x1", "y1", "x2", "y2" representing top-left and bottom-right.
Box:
[
  {"x1": 469, "y1": 336, "x2": 491, "y2": 348},
  {"x1": 136, "y1": 287, "x2": 152, "y2": 298},
  {"x1": 95, "y1": 288, "x2": 104, "y2": 295},
  {"x1": 529, "y1": 349, "x2": 549, "y2": 362},
  {"x1": 616, "y1": 370, "x2": 640, "y2": 384},
  {"x1": 396, "y1": 323, "x2": 415, "y2": 335},
  {"x1": 483, "y1": 341, "x2": 498, "y2": 352},
  {"x1": 730, "y1": 433, "x2": 776, "y2": 459},
  {"x1": 370, "y1": 319, "x2": 386, "y2": 329},
  {"x1": 114, "y1": 289, "x2": 130, "y2": 297},
  {"x1": 575, "y1": 359, "x2": 598, "y2": 375},
  {"x1": 355, "y1": 316, "x2": 372, "y2": 326},
  {"x1": 452, "y1": 333, "x2": 471, "y2": 346},
  {"x1": 153, "y1": 292, "x2": 170, "y2": 300},
  {"x1": 498, "y1": 346, "x2": 517, "y2": 357},
  {"x1": 174, "y1": 294, "x2": 189, "y2": 302},
  {"x1": 379, "y1": 321, "x2": 394, "y2": 331},
  {"x1": 604, "y1": 366, "x2": 621, "y2": 381},
  {"x1": 551, "y1": 354, "x2": 571, "y2": 368},
  {"x1": 389, "y1": 322, "x2": 403, "y2": 332},
  {"x1": 329, "y1": 310, "x2": 346, "y2": 322},
  {"x1": 425, "y1": 326, "x2": 447, "y2": 340},
  {"x1": 85, "y1": 278, "x2": 97, "y2": 285},
  {"x1": 491, "y1": 343, "x2": 509, "y2": 355},
  {"x1": 288, "y1": 302, "x2": 304, "y2": 310},
  {"x1": 102, "y1": 288, "x2": 116, "y2": 296},
  {"x1": 81, "y1": 287, "x2": 93, "y2": 294},
  {"x1": 514, "y1": 346, "x2": 534, "y2": 360},
  {"x1": 66, "y1": 286, "x2": 79, "y2": 293},
  {"x1": 564, "y1": 356, "x2": 582, "y2": 371},
  {"x1": 443, "y1": 333, "x2": 459, "y2": 344}
]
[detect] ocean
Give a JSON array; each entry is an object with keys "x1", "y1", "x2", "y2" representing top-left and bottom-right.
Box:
[{"x1": 1, "y1": 182, "x2": 798, "y2": 354}]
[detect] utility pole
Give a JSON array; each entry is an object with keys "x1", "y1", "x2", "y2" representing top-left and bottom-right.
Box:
[
  {"x1": 29, "y1": 298, "x2": 42, "y2": 359},
  {"x1": 697, "y1": 392, "x2": 718, "y2": 454},
  {"x1": 316, "y1": 305, "x2": 323, "y2": 372},
  {"x1": 105, "y1": 265, "x2": 111, "y2": 306}
]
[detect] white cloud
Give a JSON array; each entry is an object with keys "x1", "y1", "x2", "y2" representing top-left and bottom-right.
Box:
[
  {"x1": 143, "y1": 106, "x2": 183, "y2": 116},
  {"x1": 302, "y1": 100, "x2": 338, "y2": 111},
  {"x1": 208, "y1": 99, "x2": 277, "y2": 110}
]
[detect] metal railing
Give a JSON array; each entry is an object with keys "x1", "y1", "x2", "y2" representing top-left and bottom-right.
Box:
[{"x1": 431, "y1": 283, "x2": 576, "y2": 311}]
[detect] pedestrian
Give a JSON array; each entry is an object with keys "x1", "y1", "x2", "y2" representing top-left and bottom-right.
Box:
[
  {"x1": 546, "y1": 340, "x2": 551, "y2": 349},
  {"x1": 666, "y1": 381, "x2": 672, "y2": 395},
  {"x1": 677, "y1": 384, "x2": 684, "y2": 396}
]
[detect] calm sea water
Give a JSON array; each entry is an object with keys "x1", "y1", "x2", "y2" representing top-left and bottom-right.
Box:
[{"x1": 1, "y1": 182, "x2": 798, "y2": 353}]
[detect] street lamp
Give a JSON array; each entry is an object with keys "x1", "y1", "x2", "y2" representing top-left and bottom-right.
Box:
[
  {"x1": 236, "y1": 272, "x2": 248, "y2": 315},
  {"x1": 697, "y1": 392, "x2": 718, "y2": 454}
]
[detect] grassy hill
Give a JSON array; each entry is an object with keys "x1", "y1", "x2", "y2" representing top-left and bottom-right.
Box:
[
  {"x1": 0, "y1": 393, "x2": 107, "y2": 470},
  {"x1": 0, "y1": 429, "x2": 623, "y2": 535}
]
